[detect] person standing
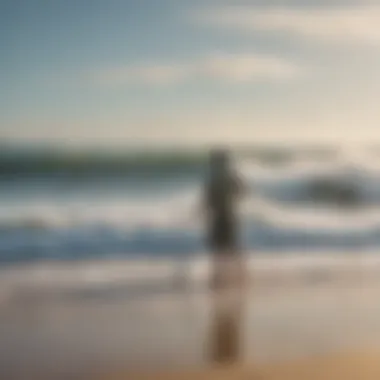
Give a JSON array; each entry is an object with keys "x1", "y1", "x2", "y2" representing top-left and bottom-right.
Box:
[
  {"x1": 204, "y1": 148, "x2": 248, "y2": 364},
  {"x1": 204, "y1": 148, "x2": 246, "y2": 289}
]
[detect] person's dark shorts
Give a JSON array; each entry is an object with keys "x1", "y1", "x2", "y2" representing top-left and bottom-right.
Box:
[{"x1": 208, "y1": 217, "x2": 237, "y2": 252}]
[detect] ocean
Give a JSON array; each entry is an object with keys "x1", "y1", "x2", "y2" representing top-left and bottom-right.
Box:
[{"x1": 1, "y1": 146, "x2": 380, "y2": 289}]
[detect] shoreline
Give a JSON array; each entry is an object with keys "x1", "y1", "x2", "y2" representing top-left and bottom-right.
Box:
[
  {"x1": 2, "y1": 278, "x2": 380, "y2": 378},
  {"x1": 2, "y1": 258, "x2": 380, "y2": 379}
]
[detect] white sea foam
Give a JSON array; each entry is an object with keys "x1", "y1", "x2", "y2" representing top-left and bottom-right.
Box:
[
  {"x1": 2, "y1": 176, "x2": 380, "y2": 233},
  {"x1": 0, "y1": 187, "x2": 203, "y2": 231}
]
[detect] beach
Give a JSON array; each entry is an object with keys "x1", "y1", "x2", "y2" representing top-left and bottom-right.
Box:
[
  {"x1": 4, "y1": 0, "x2": 380, "y2": 374},
  {"x1": 1, "y1": 150, "x2": 380, "y2": 378},
  {"x1": 2, "y1": 268, "x2": 380, "y2": 379},
  {"x1": 97, "y1": 275, "x2": 380, "y2": 380}
]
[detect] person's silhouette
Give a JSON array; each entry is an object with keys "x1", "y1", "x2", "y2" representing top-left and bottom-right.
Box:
[
  {"x1": 204, "y1": 148, "x2": 245, "y2": 288},
  {"x1": 204, "y1": 148, "x2": 247, "y2": 363}
]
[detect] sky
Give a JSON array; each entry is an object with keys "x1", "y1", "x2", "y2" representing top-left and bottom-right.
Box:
[{"x1": 1, "y1": 0, "x2": 380, "y2": 148}]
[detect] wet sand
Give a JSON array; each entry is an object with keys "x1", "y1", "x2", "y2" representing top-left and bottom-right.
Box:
[
  {"x1": 102, "y1": 351, "x2": 380, "y2": 380},
  {"x1": 98, "y1": 273, "x2": 380, "y2": 380},
  {"x1": 2, "y1": 273, "x2": 380, "y2": 379}
]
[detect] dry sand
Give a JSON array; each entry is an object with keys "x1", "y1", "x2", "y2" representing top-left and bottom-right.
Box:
[{"x1": 100, "y1": 351, "x2": 380, "y2": 380}]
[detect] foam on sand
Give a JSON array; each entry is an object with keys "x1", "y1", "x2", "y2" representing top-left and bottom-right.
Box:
[{"x1": 2, "y1": 249, "x2": 380, "y2": 305}]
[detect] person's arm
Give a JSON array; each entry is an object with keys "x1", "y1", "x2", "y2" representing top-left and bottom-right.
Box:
[{"x1": 188, "y1": 182, "x2": 211, "y2": 223}]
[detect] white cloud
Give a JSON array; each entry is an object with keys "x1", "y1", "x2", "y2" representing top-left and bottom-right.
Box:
[
  {"x1": 200, "y1": 53, "x2": 299, "y2": 81},
  {"x1": 91, "y1": 64, "x2": 190, "y2": 86},
  {"x1": 91, "y1": 52, "x2": 300, "y2": 86},
  {"x1": 194, "y1": 5, "x2": 380, "y2": 44}
]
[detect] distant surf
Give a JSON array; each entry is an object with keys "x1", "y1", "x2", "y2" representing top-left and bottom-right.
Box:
[{"x1": 0, "y1": 145, "x2": 380, "y2": 279}]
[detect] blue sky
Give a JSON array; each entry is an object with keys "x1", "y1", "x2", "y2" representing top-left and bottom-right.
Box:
[{"x1": 1, "y1": 0, "x2": 380, "y2": 147}]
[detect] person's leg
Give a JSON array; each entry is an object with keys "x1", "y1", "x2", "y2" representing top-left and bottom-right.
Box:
[
  {"x1": 209, "y1": 249, "x2": 245, "y2": 364},
  {"x1": 210, "y1": 250, "x2": 244, "y2": 290},
  {"x1": 210, "y1": 250, "x2": 223, "y2": 291}
]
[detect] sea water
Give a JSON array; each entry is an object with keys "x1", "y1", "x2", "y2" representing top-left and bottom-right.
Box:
[{"x1": 1, "y1": 147, "x2": 380, "y2": 275}]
